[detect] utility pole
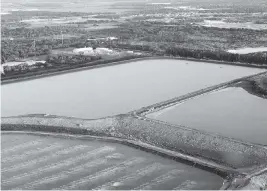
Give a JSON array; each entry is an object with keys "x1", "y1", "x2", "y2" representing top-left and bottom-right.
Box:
[
  {"x1": 61, "y1": 31, "x2": 64, "y2": 46},
  {"x1": 33, "y1": 39, "x2": 36, "y2": 61}
]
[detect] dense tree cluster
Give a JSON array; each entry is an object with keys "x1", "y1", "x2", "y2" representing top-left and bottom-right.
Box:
[
  {"x1": 1, "y1": 25, "x2": 87, "y2": 39},
  {"x1": 2, "y1": 61, "x2": 49, "y2": 74},
  {"x1": 1, "y1": 39, "x2": 53, "y2": 62},
  {"x1": 46, "y1": 54, "x2": 101, "y2": 65},
  {"x1": 1, "y1": 37, "x2": 88, "y2": 62},
  {"x1": 113, "y1": 43, "x2": 153, "y2": 52},
  {"x1": 1, "y1": 53, "x2": 101, "y2": 76},
  {"x1": 1, "y1": 54, "x2": 145, "y2": 79},
  {"x1": 165, "y1": 47, "x2": 267, "y2": 65}
]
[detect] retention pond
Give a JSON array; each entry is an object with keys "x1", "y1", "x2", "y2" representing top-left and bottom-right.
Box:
[
  {"x1": 1, "y1": 132, "x2": 223, "y2": 190},
  {"x1": 147, "y1": 87, "x2": 267, "y2": 145},
  {"x1": 1, "y1": 59, "x2": 264, "y2": 119}
]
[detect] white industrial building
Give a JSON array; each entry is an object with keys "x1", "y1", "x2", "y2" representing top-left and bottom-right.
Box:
[{"x1": 72, "y1": 47, "x2": 118, "y2": 56}]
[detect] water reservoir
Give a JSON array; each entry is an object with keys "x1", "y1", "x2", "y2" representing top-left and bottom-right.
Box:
[
  {"x1": 147, "y1": 87, "x2": 267, "y2": 145},
  {"x1": 2, "y1": 59, "x2": 264, "y2": 119},
  {"x1": 1, "y1": 132, "x2": 223, "y2": 190}
]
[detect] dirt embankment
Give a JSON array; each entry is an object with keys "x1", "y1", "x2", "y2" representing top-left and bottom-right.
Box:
[{"x1": 238, "y1": 73, "x2": 267, "y2": 99}]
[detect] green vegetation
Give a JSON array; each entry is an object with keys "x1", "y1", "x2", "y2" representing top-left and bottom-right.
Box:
[
  {"x1": 165, "y1": 47, "x2": 267, "y2": 65},
  {"x1": 1, "y1": 54, "x2": 145, "y2": 80},
  {"x1": 47, "y1": 54, "x2": 101, "y2": 65}
]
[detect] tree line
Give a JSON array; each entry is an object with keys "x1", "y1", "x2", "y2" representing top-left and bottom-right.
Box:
[
  {"x1": 165, "y1": 47, "x2": 267, "y2": 65},
  {"x1": 46, "y1": 54, "x2": 101, "y2": 65}
]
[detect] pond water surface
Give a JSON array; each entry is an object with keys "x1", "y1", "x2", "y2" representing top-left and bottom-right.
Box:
[
  {"x1": 147, "y1": 87, "x2": 267, "y2": 145},
  {"x1": 1, "y1": 59, "x2": 264, "y2": 119},
  {"x1": 1, "y1": 133, "x2": 223, "y2": 190}
]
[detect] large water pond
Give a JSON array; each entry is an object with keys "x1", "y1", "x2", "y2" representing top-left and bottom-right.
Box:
[
  {"x1": 1, "y1": 59, "x2": 264, "y2": 119},
  {"x1": 1, "y1": 133, "x2": 223, "y2": 190},
  {"x1": 147, "y1": 87, "x2": 267, "y2": 145}
]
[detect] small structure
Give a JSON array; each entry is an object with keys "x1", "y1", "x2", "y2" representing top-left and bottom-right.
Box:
[
  {"x1": 73, "y1": 47, "x2": 118, "y2": 56},
  {"x1": 1, "y1": 60, "x2": 46, "y2": 73},
  {"x1": 73, "y1": 47, "x2": 96, "y2": 56},
  {"x1": 87, "y1": 37, "x2": 118, "y2": 41},
  {"x1": 1, "y1": 65, "x2": 4, "y2": 74}
]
